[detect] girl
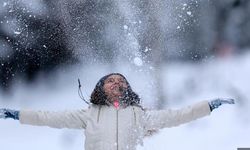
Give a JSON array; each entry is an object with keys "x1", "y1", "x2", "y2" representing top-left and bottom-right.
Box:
[{"x1": 0, "y1": 73, "x2": 234, "y2": 150}]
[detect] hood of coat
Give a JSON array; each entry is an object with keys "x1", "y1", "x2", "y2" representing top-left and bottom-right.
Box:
[{"x1": 90, "y1": 73, "x2": 141, "y2": 107}]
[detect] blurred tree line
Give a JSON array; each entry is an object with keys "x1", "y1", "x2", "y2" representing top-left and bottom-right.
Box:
[
  {"x1": 0, "y1": 0, "x2": 75, "y2": 91},
  {"x1": 0, "y1": 0, "x2": 250, "y2": 98}
]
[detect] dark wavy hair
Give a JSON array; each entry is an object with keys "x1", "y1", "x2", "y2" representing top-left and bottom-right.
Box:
[{"x1": 90, "y1": 73, "x2": 141, "y2": 106}]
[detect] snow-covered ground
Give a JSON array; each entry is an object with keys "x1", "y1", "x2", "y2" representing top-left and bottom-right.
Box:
[{"x1": 0, "y1": 52, "x2": 249, "y2": 150}]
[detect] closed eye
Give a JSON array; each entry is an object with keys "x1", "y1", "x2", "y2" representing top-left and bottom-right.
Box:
[
  {"x1": 118, "y1": 79, "x2": 125, "y2": 83},
  {"x1": 107, "y1": 78, "x2": 114, "y2": 83}
]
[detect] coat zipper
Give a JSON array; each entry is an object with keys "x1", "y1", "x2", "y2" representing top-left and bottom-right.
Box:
[
  {"x1": 116, "y1": 109, "x2": 119, "y2": 150},
  {"x1": 115, "y1": 107, "x2": 137, "y2": 150},
  {"x1": 132, "y1": 107, "x2": 137, "y2": 125},
  {"x1": 97, "y1": 106, "x2": 101, "y2": 123}
]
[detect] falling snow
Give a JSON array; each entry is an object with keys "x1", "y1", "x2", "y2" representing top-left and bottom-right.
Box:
[
  {"x1": 144, "y1": 47, "x2": 151, "y2": 53},
  {"x1": 133, "y1": 57, "x2": 143, "y2": 66},
  {"x1": 3, "y1": 2, "x2": 7, "y2": 7},
  {"x1": 14, "y1": 31, "x2": 21, "y2": 35},
  {"x1": 187, "y1": 11, "x2": 192, "y2": 16},
  {"x1": 0, "y1": 0, "x2": 250, "y2": 149},
  {"x1": 123, "y1": 25, "x2": 128, "y2": 30}
]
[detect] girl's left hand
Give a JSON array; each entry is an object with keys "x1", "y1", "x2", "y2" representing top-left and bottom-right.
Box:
[{"x1": 209, "y1": 98, "x2": 235, "y2": 111}]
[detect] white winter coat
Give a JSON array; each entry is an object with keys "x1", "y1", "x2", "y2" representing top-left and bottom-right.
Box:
[{"x1": 19, "y1": 101, "x2": 211, "y2": 150}]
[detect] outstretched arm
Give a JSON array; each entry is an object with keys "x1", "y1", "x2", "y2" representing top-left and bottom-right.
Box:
[
  {"x1": 144, "y1": 98, "x2": 235, "y2": 131},
  {"x1": 0, "y1": 108, "x2": 89, "y2": 129}
]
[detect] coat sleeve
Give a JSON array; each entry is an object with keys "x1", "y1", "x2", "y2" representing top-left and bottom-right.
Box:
[
  {"x1": 19, "y1": 109, "x2": 88, "y2": 129},
  {"x1": 143, "y1": 101, "x2": 211, "y2": 131}
]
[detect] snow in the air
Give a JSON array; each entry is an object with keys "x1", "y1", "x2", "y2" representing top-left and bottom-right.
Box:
[
  {"x1": 1, "y1": 0, "x2": 250, "y2": 150},
  {"x1": 133, "y1": 57, "x2": 143, "y2": 66}
]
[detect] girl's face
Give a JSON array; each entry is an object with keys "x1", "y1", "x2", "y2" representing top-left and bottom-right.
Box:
[{"x1": 103, "y1": 75, "x2": 128, "y2": 101}]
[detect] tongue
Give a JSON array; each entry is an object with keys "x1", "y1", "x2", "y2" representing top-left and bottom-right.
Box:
[{"x1": 113, "y1": 100, "x2": 119, "y2": 109}]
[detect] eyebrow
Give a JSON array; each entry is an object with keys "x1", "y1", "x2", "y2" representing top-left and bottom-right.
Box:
[{"x1": 106, "y1": 76, "x2": 125, "y2": 81}]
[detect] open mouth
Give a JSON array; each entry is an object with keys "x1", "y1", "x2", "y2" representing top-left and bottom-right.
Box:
[
  {"x1": 111, "y1": 86, "x2": 120, "y2": 92},
  {"x1": 110, "y1": 85, "x2": 123, "y2": 95}
]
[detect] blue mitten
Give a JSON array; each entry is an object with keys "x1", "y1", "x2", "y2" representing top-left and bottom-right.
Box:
[
  {"x1": 0, "y1": 108, "x2": 19, "y2": 120},
  {"x1": 208, "y1": 98, "x2": 235, "y2": 111}
]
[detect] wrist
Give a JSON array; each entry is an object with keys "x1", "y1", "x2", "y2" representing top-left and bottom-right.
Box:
[{"x1": 208, "y1": 99, "x2": 221, "y2": 111}]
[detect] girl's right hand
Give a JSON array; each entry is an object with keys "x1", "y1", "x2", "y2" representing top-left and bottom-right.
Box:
[{"x1": 0, "y1": 108, "x2": 19, "y2": 120}]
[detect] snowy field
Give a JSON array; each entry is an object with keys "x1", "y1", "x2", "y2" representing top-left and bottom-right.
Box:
[{"x1": 0, "y1": 52, "x2": 250, "y2": 150}]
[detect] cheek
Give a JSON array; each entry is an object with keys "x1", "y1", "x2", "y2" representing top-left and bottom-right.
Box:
[
  {"x1": 122, "y1": 83, "x2": 128, "y2": 88},
  {"x1": 103, "y1": 84, "x2": 111, "y2": 93}
]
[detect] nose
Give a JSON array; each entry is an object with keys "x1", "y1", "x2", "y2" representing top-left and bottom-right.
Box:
[{"x1": 114, "y1": 79, "x2": 119, "y2": 84}]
